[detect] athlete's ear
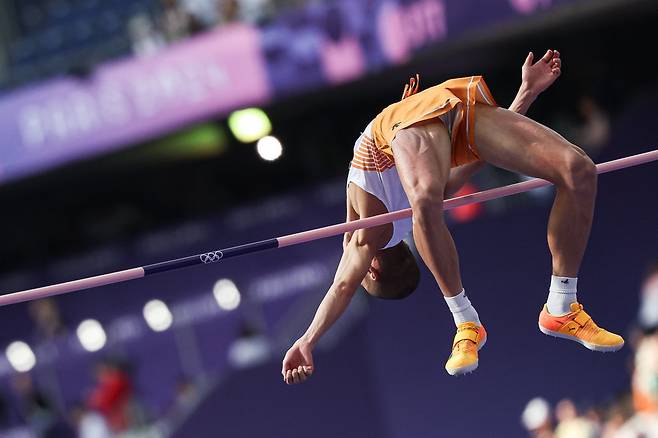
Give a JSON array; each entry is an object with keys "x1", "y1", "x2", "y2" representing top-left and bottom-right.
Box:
[{"x1": 368, "y1": 266, "x2": 380, "y2": 281}]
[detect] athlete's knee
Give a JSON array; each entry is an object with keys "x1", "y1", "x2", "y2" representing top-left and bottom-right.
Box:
[
  {"x1": 408, "y1": 187, "x2": 445, "y2": 223},
  {"x1": 557, "y1": 148, "x2": 597, "y2": 194}
]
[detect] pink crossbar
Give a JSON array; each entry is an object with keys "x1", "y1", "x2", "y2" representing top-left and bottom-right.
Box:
[
  {"x1": 277, "y1": 149, "x2": 658, "y2": 247},
  {"x1": 0, "y1": 149, "x2": 655, "y2": 307}
]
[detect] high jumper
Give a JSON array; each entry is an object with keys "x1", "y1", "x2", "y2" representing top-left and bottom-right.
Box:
[{"x1": 281, "y1": 49, "x2": 638, "y2": 383}]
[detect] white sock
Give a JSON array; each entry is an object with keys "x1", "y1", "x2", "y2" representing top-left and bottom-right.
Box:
[
  {"x1": 547, "y1": 275, "x2": 578, "y2": 315},
  {"x1": 444, "y1": 289, "x2": 481, "y2": 326}
]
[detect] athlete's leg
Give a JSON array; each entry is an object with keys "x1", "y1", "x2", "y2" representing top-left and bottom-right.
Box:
[
  {"x1": 473, "y1": 104, "x2": 596, "y2": 277},
  {"x1": 393, "y1": 120, "x2": 486, "y2": 375},
  {"x1": 391, "y1": 120, "x2": 462, "y2": 296},
  {"x1": 474, "y1": 104, "x2": 623, "y2": 352}
]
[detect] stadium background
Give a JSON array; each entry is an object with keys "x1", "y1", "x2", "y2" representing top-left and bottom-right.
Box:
[{"x1": 0, "y1": 0, "x2": 656, "y2": 436}]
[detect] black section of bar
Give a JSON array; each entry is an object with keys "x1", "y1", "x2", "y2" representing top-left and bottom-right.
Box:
[{"x1": 143, "y1": 239, "x2": 279, "y2": 275}]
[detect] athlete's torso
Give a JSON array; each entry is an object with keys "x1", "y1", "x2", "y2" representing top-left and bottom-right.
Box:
[{"x1": 346, "y1": 121, "x2": 412, "y2": 249}]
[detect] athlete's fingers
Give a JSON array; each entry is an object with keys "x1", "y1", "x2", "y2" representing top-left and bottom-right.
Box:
[
  {"x1": 541, "y1": 49, "x2": 553, "y2": 63},
  {"x1": 297, "y1": 366, "x2": 308, "y2": 382}
]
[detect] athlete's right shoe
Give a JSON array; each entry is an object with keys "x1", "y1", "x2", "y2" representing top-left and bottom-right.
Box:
[
  {"x1": 445, "y1": 322, "x2": 487, "y2": 376},
  {"x1": 538, "y1": 302, "x2": 624, "y2": 352}
]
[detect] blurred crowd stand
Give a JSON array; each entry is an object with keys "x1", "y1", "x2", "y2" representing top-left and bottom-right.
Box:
[
  {"x1": 132, "y1": 0, "x2": 275, "y2": 54},
  {"x1": 0, "y1": 0, "x2": 279, "y2": 90}
]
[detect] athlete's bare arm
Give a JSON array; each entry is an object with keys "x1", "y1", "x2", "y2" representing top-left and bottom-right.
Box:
[
  {"x1": 281, "y1": 188, "x2": 391, "y2": 385},
  {"x1": 446, "y1": 49, "x2": 562, "y2": 196}
]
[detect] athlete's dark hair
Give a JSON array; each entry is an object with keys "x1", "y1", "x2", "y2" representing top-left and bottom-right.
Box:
[{"x1": 361, "y1": 241, "x2": 420, "y2": 300}]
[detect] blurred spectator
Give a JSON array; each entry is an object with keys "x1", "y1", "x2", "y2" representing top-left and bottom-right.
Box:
[
  {"x1": 521, "y1": 397, "x2": 554, "y2": 437},
  {"x1": 599, "y1": 394, "x2": 635, "y2": 437},
  {"x1": 70, "y1": 403, "x2": 112, "y2": 438},
  {"x1": 167, "y1": 375, "x2": 201, "y2": 422},
  {"x1": 616, "y1": 413, "x2": 658, "y2": 437},
  {"x1": 28, "y1": 299, "x2": 66, "y2": 341},
  {"x1": 552, "y1": 95, "x2": 611, "y2": 158},
  {"x1": 87, "y1": 359, "x2": 134, "y2": 433},
  {"x1": 221, "y1": 0, "x2": 241, "y2": 24},
  {"x1": 633, "y1": 314, "x2": 658, "y2": 415},
  {"x1": 554, "y1": 399, "x2": 599, "y2": 438},
  {"x1": 11, "y1": 374, "x2": 73, "y2": 437},
  {"x1": 216, "y1": 0, "x2": 273, "y2": 25},
  {"x1": 174, "y1": 376, "x2": 200, "y2": 412},
  {"x1": 128, "y1": 14, "x2": 166, "y2": 57},
  {"x1": 235, "y1": 0, "x2": 273, "y2": 24},
  {"x1": 638, "y1": 262, "x2": 658, "y2": 333},
  {"x1": 615, "y1": 263, "x2": 658, "y2": 436},
  {"x1": 176, "y1": 0, "x2": 222, "y2": 29},
  {"x1": 160, "y1": 0, "x2": 200, "y2": 42},
  {"x1": 577, "y1": 96, "x2": 611, "y2": 155},
  {"x1": 631, "y1": 263, "x2": 658, "y2": 415}
]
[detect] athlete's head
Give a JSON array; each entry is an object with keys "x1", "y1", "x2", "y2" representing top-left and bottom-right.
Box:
[{"x1": 361, "y1": 241, "x2": 420, "y2": 300}]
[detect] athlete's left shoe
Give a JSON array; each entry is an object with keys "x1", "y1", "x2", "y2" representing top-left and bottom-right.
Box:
[
  {"x1": 445, "y1": 322, "x2": 487, "y2": 376},
  {"x1": 538, "y1": 302, "x2": 624, "y2": 352}
]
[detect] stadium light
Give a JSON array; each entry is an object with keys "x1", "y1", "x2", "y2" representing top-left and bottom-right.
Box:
[
  {"x1": 256, "y1": 135, "x2": 283, "y2": 161},
  {"x1": 5, "y1": 341, "x2": 36, "y2": 373},
  {"x1": 143, "y1": 299, "x2": 173, "y2": 332},
  {"x1": 213, "y1": 278, "x2": 241, "y2": 311},
  {"x1": 76, "y1": 319, "x2": 107, "y2": 352},
  {"x1": 228, "y1": 108, "x2": 272, "y2": 143}
]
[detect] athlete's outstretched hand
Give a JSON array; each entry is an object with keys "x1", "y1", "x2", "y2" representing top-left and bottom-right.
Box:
[
  {"x1": 282, "y1": 339, "x2": 314, "y2": 384},
  {"x1": 522, "y1": 49, "x2": 561, "y2": 96}
]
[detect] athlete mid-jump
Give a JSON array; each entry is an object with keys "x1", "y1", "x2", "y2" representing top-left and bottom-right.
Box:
[{"x1": 282, "y1": 50, "x2": 624, "y2": 384}]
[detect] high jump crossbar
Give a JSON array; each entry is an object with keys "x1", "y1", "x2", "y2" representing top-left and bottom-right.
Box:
[{"x1": 1, "y1": 149, "x2": 656, "y2": 307}]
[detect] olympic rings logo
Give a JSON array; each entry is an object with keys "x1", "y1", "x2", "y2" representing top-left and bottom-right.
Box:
[{"x1": 199, "y1": 251, "x2": 224, "y2": 264}]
